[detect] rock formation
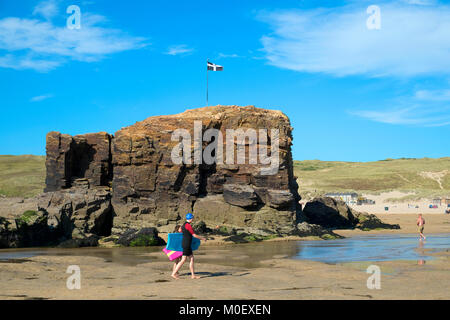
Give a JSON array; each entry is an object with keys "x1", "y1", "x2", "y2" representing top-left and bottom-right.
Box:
[
  {"x1": 302, "y1": 197, "x2": 400, "y2": 230},
  {"x1": 32, "y1": 105, "x2": 301, "y2": 244},
  {"x1": 45, "y1": 132, "x2": 112, "y2": 192},
  {"x1": 110, "y1": 105, "x2": 300, "y2": 234},
  {"x1": 303, "y1": 197, "x2": 357, "y2": 228}
]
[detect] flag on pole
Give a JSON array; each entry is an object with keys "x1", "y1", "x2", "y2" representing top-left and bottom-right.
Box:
[{"x1": 207, "y1": 61, "x2": 223, "y2": 71}]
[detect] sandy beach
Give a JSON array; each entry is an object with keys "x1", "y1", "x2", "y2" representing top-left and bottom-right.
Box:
[
  {"x1": 349, "y1": 191, "x2": 450, "y2": 214},
  {"x1": 0, "y1": 213, "x2": 449, "y2": 300}
]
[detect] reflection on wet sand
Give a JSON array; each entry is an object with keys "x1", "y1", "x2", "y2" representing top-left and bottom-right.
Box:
[{"x1": 0, "y1": 233, "x2": 448, "y2": 267}]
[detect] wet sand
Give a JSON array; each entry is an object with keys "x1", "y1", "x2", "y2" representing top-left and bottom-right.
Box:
[{"x1": 0, "y1": 213, "x2": 449, "y2": 300}]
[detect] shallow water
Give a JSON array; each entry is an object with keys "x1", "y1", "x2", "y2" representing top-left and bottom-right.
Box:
[
  {"x1": 0, "y1": 233, "x2": 448, "y2": 266},
  {"x1": 293, "y1": 233, "x2": 450, "y2": 264}
]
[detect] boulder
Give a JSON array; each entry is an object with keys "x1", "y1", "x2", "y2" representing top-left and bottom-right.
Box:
[
  {"x1": 223, "y1": 184, "x2": 260, "y2": 208},
  {"x1": 267, "y1": 189, "x2": 295, "y2": 209},
  {"x1": 193, "y1": 220, "x2": 211, "y2": 234},
  {"x1": 296, "y1": 222, "x2": 325, "y2": 237},
  {"x1": 38, "y1": 186, "x2": 114, "y2": 239},
  {"x1": 354, "y1": 212, "x2": 400, "y2": 230},
  {"x1": 116, "y1": 227, "x2": 166, "y2": 247},
  {"x1": 295, "y1": 222, "x2": 342, "y2": 239},
  {"x1": 302, "y1": 197, "x2": 401, "y2": 231},
  {"x1": 193, "y1": 194, "x2": 295, "y2": 234},
  {"x1": 302, "y1": 197, "x2": 356, "y2": 228}
]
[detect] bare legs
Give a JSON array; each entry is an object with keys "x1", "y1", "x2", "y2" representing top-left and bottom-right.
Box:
[
  {"x1": 172, "y1": 258, "x2": 181, "y2": 276},
  {"x1": 190, "y1": 255, "x2": 200, "y2": 279},
  {"x1": 419, "y1": 230, "x2": 426, "y2": 240},
  {"x1": 171, "y1": 256, "x2": 186, "y2": 279},
  {"x1": 171, "y1": 255, "x2": 200, "y2": 279}
]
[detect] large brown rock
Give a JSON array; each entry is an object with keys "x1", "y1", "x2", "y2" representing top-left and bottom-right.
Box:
[
  {"x1": 110, "y1": 105, "x2": 300, "y2": 232},
  {"x1": 42, "y1": 105, "x2": 301, "y2": 235}
]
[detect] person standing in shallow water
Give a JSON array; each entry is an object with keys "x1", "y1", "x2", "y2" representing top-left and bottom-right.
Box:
[
  {"x1": 171, "y1": 213, "x2": 206, "y2": 280},
  {"x1": 417, "y1": 214, "x2": 426, "y2": 241}
]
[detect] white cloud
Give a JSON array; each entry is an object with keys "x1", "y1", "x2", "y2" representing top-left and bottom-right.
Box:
[
  {"x1": 402, "y1": 0, "x2": 437, "y2": 5},
  {"x1": 0, "y1": 53, "x2": 62, "y2": 72},
  {"x1": 0, "y1": 1, "x2": 148, "y2": 72},
  {"x1": 30, "y1": 94, "x2": 54, "y2": 102},
  {"x1": 350, "y1": 90, "x2": 450, "y2": 127},
  {"x1": 33, "y1": 0, "x2": 59, "y2": 20},
  {"x1": 165, "y1": 44, "x2": 194, "y2": 56},
  {"x1": 415, "y1": 89, "x2": 450, "y2": 101},
  {"x1": 217, "y1": 53, "x2": 240, "y2": 59},
  {"x1": 259, "y1": 2, "x2": 450, "y2": 77}
]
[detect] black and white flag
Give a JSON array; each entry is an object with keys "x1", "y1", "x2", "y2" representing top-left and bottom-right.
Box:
[{"x1": 207, "y1": 61, "x2": 223, "y2": 71}]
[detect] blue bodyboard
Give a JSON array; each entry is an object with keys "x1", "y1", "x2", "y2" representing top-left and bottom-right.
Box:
[{"x1": 166, "y1": 233, "x2": 201, "y2": 252}]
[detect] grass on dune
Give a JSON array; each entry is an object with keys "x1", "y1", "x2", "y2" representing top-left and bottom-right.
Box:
[
  {"x1": 0, "y1": 155, "x2": 46, "y2": 198},
  {"x1": 294, "y1": 157, "x2": 450, "y2": 200}
]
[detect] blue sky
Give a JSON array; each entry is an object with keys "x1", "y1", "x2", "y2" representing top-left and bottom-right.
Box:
[{"x1": 0, "y1": 0, "x2": 449, "y2": 161}]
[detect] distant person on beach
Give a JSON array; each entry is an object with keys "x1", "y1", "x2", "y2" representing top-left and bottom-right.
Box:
[
  {"x1": 171, "y1": 213, "x2": 206, "y2": 280},
  {"x1": 416, "y1": 214, "x2": 426, "y2": 240}
]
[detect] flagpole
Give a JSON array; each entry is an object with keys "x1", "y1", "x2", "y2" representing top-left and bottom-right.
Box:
[{"x1": 206, "y1": 58, "x2": 209, "y2": 106}]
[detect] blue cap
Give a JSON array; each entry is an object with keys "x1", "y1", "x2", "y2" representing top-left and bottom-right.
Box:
[{"x1": 186, "y1": 213, "x2": 194, "y2": 220}]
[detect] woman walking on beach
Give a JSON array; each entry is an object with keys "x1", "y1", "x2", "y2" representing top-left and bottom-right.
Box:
[{"x1": 416, "y1": 214, "x2": 426, "y2": 241}]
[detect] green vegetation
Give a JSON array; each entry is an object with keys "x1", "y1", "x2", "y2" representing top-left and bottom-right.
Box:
[
  {"x1": 15, "y1": 210, "x2": 45, "y2": 228},
  {"x1": 129, "y1": 235, "x2": 159, "y2": 247},
  {"x1": 294, "y1": 157, "x2": 450, "y2": 200},
  {"x1": 18, "y1": 210, "x2": 38, "y2": 224},
  {"x1": 218, "y1": 226, "x2": 229, "y2": 234},
  {"x1": 0, "y1": 155, "x2": 45, "y2": 198},
  {"x1": 320, "y1": 233, "x2": 339, "y2": 240},
  {"x1": 243, "y1": 234, "x2": 278, "y2": 242}
]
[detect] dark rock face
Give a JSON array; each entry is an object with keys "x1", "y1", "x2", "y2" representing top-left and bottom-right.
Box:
[
  {"x1": 0, "y1": 211, "x2": 60, "y2": 248},
  {"x1": 116, "y1": 228, "x2": 165, "y2": 247},
  {"x1": 0, "y1": 217, "x2": 19, "y2": 248},
  {"x1": 37, "y1": 186, "x2": 113, "y2": 240},
  {"x1": 0, "y1": 186, "x2": 115, "y2": 248},
  {"x1": 303, "y1": 197, "x2": 356, "y2": 229},
  {"x1": 302, "y1": 197, "x2": 400, "y2": 231},
  {"x1": 45, "y1": 132, "x2": 112, "y2": 192}
]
